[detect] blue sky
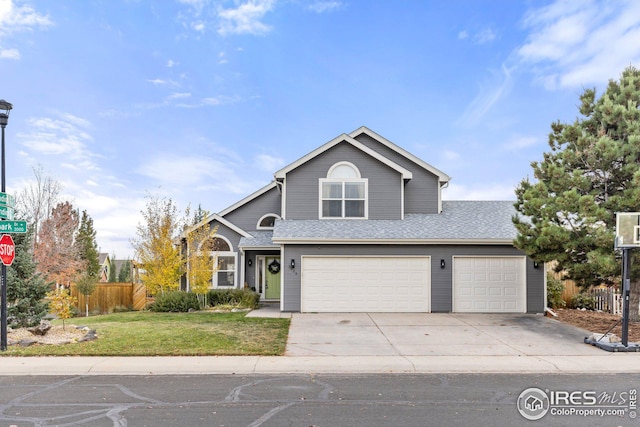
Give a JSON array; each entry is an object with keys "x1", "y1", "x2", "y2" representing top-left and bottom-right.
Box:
[{"x1": 1, "y1": 0, "x2": 639, "y2": 258}]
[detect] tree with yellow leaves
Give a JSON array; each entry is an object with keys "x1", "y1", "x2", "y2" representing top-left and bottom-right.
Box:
[
  {"x1": 183, "y1": 213, "x2": 218, "y2": 306},
  {"x1": 47, "y1": 287, "x2": 77, "y2": 331},
  {"x1": 132, "y1": 194, "x2": 183, "y2": 296}
]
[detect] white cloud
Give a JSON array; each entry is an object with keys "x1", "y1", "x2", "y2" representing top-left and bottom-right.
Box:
[
  {"x1": 0, "y1": 47, "x2": 18, "y2": 59},
  {"x1": 18, "y1": 115, "x2": 97, "y2": 169},
  {"x1": 442, "y1": 150, "x2": 460, "y2": 161},
  {"x1": 502, "y1": 135, "x2": 539, "y2": 151},
  {"x1": 217, "y1": 0, "x2": 275, "y2": 36},
  {"x1": 147, "y1": 78, "x2": 179, "y2": 87},
  {"x1": 457, "y1": 64, "x2": 514, "y2": 126},
  {"x1": 0, "y1": 0, "x2": 52, "y2": 60},
  {"x1": 137, "y1": 155, "x2": 238, "y2": 187},
  {"x1": 254, "y1": 153, "x2": 285, "y2": 172},
  {"x1": 307, "y1": 1, "x2": 343, "y2": 13},
  {"x1": 518, "y1": 0, "x2": 640, "y2": 89},
  {"x1": 166, "y1": 59, "x2": 179, "y2": 68},
  {"x1": 457, "y1": 28, "x2": 496, "y2": 44},
  {"x1": 475, "y1": 28, "x2": 496, "y2": 44},
  {"x1": 442, "y1": 182, "x2": 517, "y2": 201}
]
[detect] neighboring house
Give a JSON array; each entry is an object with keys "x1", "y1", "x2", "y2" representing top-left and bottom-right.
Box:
[
  {"x1": 182, "y1": 126, "x2": 545, "y2": 313},
  {"x1": 98, "y1": 252, "x2": 111, "y2": 282}
]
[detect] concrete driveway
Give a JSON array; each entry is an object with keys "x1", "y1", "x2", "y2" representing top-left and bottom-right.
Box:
[{"x1": 285, "y1": 313, "x2": 603, "y2": 357}]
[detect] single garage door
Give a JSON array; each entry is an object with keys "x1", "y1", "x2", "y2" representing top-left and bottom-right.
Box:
[
  {"x1": 301, "y1": 256, "x2": 431, "y2": 312},
  {"x1": 453, "y1": 256, "x2": 526, "y2": 313}
]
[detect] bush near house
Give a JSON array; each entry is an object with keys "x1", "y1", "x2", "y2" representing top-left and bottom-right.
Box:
[
  {"x1": 208, "y1": 289, "x2": 260, "y2": 309},
  {"x1": 546, "y1": 273, "x2": 566, "y2": 309},
  {"x1": 567, "y1": 292, "x2": 597, "y2": 311},
  {"x1": 149, "y1": 291, "x2": 201, "y2": 312}
]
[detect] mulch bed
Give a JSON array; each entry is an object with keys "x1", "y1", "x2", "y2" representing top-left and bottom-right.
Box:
[{"x1": 553, "y1": 308, "x2": 640, "y2": 342}]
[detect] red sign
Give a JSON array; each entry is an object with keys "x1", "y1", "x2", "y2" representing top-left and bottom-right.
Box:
[{"x1": 0, "y1": 234, "x2": 15, "y2": 266}]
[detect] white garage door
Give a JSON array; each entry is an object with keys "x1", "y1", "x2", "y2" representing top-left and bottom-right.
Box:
[
  {"x1": 301, "y1": 256, "x2": 431, "y2": 312},
  {"x1": 453, "y1": 257, "x2": 526, "y2": 313}
]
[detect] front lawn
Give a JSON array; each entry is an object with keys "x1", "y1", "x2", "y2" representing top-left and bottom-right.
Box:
[{"x1": 2, "y1": 311, "x2": 290, "y2": 356}]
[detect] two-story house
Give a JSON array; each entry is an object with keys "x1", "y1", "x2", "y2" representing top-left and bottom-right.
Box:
[{"x1": 182, "y1": 127, "x2": 545, "y2": 313}]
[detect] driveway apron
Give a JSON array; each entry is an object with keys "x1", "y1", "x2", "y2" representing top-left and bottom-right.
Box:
[{"x1": 285, "y1": 313, "x2": 604, "y2": 357}]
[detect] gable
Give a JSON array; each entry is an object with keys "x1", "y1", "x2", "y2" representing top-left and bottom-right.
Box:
[
  {"x1": 351, "y1": 129, "x2": 446, "y2": 214},
  {"x1": 283, "y1": 141, "x2": 404, "y2": 220},
  {"x1": 221, "y1": 184, "x2": 281, "y2": 231},
  {"x1": 275, "y1": 133, "x2": 412, "y2": 180}
]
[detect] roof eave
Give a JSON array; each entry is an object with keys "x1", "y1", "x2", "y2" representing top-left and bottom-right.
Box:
[{"x1": 272, "y1": 238, "x2": 515, "y2": 245}]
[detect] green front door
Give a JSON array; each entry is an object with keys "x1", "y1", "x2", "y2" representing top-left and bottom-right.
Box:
[{"x1": 265, "y1": 256, "x2": 281, "y2": 300}]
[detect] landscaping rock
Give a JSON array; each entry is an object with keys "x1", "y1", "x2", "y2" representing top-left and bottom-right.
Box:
[
  {"x1": 27, "y1": 320, "x2": 52, "y2": 336},
  {"x1": 78, "y1": 330, "x2": 98, "y2": 342},
  {"x1": 19, "y1": 339, "x2": 38, "y2": 347}
]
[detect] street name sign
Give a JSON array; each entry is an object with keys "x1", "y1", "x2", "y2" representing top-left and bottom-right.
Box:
[
  {"x1": 0, "y1": 220, "x2": 26, "y2": 233},
  {"x1": 0, "y1": 234, "x2": 15, "y2": 266},
  {"x1": 0, "y1": 192, "x2": 14, "y2": 207},
  {"x1": 0, "y1": 205, "x2": 13, "y2": 220}
]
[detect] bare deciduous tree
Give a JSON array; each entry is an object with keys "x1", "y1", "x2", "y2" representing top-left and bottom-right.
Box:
[{"x1": 15, "y1": 165, "x2": 62, "y2": 250}]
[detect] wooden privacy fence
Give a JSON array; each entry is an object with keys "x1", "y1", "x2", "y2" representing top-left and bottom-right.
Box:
[{"x1": 70, "y1": 282, "x2": 147, "y2": 315}]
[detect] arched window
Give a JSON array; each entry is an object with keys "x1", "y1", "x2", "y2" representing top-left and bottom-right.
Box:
[
  {"x1": 320, "y1": 162, "x2": 368, "y2": 219},
  {"x1": 257, "y1": 213, "x2": 280, "y2": 230},
  {"x1": 198, "y1": 235, "x2": 236, "y2": 288}
]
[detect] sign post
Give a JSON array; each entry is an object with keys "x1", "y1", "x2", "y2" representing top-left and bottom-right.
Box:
[{"x1": 0, "y1": 100, "x2": 11, "y2": 351}]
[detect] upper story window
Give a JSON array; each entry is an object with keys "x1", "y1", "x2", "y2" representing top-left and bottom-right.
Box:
[
  {"x1": 257, "y1": 213, "x2": 280, "y2": 230},
  {"x1": 319, "y1": 162, "x2": 368, "y2": 219}
]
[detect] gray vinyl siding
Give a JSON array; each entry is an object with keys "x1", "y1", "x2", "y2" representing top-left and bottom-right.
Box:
[
  {"x1": 281, "y1": 244, "x2": 545, "y2": 313},
  {"x1": 527, "y1": 259, "x2": 545, "y2": 313},
  {"x1": 353, "y1": 133, "x2": 441, "y2": 214},
  {"x1": 285, "y1": 142, "x2": 402, "y2": 220},
  {"x1": 222, "y1": 186, "x2": 281, "y2": 231}
]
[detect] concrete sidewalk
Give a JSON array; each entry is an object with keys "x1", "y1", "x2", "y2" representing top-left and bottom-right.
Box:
[
  {"x1": 1, "y1": 309, "x2": 639, "y2": 376},
  {"x1": 1, "y1": 353, "x2": 640, "y2": 376}
]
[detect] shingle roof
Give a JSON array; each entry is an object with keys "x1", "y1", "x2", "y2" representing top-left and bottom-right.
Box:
[
  {"x1": 272, "y1": 201, "x2": 518, "y2": 242},
  {"x1": 239, "y1": 231, "x2": 278, "y2": 248}
]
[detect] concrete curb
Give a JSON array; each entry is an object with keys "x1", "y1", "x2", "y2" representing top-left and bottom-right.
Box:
[{"x1": 2, "y1": 354, "x2": 640, "y2": 376}]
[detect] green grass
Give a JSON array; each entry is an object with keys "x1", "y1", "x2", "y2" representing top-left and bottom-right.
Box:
[{"x1": 2, "y1": 311, "x2": 290, "y2": 356}]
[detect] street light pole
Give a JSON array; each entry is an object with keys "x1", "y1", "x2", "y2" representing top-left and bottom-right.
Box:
[{"x1": 0, "y1": 99, "x2": 12, "y2": 351}]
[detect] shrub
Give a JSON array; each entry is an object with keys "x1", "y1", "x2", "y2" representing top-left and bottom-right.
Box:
[
  {"x1": 149, "y1": 291, "x2": 201, "y2": 312},
  {"x1": 207, "y1": 289, "x2": 260, "y2": 309},
  {"x1": 112, "y1": 305, "x2": 132, "y2": 313},
  {"x1": 546, "y1": 273, "x2": 566, "y2": 309},
  {"x1": 568, "y1": 292, "x2": 597, "y2": 310}
]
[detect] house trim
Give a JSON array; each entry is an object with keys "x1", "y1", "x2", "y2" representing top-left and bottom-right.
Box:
[
  {"x1": 273, "y1": 238, "x2": 514, "y2": 245},
  {"x1": 349, "y1": 126, "x2": 450, "y2": 184},
  {"x1": 274, "y1": 134, "x2": 413, "y2": 180},
  {"x1": 257, "y1": 213, "x2": 281, "y2": 230},
  {"x1": 218, "y1": 181, "x2": 278, "y2": 217}
]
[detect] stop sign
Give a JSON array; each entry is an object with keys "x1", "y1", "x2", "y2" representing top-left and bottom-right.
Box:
[{"x1": 0, "y1": 234, "x2": 15, "y2": 266}]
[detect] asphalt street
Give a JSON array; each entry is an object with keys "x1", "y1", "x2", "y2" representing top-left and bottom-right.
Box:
[{"x1": 0, "y1": 373, "x2": 638, "y2": 427}]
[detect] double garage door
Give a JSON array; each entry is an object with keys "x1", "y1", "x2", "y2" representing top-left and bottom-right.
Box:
[
  {"x1": 301, "y1": 256, "x2": 431, "y2": 312},
  {"x1": 300, "y1": 256, "x2": 526, "y2": 313}
]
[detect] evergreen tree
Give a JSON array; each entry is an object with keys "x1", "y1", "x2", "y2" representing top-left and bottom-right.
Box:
[
  {"x1": 108, "y1": 254, "x2": 117, "y2": 282},
  {"x1": 76, "y1": 210, "x2": 100, "y2": 278},
  {"x1": 7, "y1": 229, "x2": 51, "y2": 328},
  {"x1": 118, "y1": 258, "x2": 132, "y2": 282},
  {"x1": 513, "y1": 66, "x2": 640, "y2": 318}
]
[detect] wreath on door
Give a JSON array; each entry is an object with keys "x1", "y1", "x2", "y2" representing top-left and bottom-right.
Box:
[{"x1": 268, "y1": 259, "x2": 281, "y2": 274}]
